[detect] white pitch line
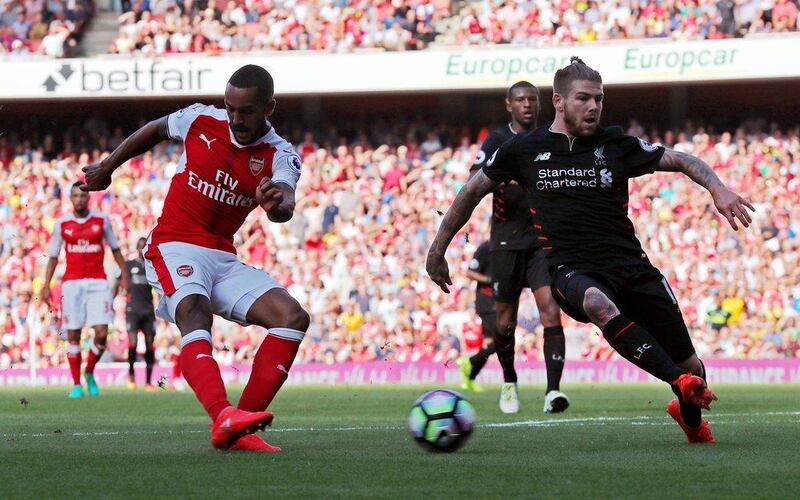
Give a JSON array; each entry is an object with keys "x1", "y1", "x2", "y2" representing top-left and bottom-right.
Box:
[{"x1": 3, "y1": 412, "x2": 797, "y2": 439}]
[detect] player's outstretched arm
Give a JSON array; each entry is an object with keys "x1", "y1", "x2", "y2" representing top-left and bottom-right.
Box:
[
  {"x1": 658, "y1": 148, "x2": 755, "y2": 231},
  {"x1": 426, "y1": 170, "x2": 497, "y2": 293},
  {"x1": 80, "y1": 117, "x2": 171, "y2": 192}
]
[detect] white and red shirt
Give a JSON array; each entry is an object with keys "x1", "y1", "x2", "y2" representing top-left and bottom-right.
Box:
[
  {"x1": 151, "y1": 103, "x2": 302, "y2": 254},
  {"x1": 48, "y1": 211, "x2": 120, "y2": 281}
]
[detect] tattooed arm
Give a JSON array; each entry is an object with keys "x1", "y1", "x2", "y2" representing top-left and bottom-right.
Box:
[
  {"x1": 426, "y1": 170, "x2": 498, "y2": 293},
  {"x1": 657, "y1": 148, "x2": 755, "y2": 231}
]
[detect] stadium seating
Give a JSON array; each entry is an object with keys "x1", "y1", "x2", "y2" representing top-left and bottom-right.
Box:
[
  {"x1": 105, "y1": 0, "x2": 800, "y2": 55},
  {"x1": 0, "y1": 118, "x2": 798, "y2": 370},
  {"x1": 454, "y1": 0, "x2": 800, "y2": 46},
  {"x1": 0, "y1": 0, "x2": 93, "y2": 56},
  {"x1": 108, "y1": 0, "x2": 451, "y2": 55}
]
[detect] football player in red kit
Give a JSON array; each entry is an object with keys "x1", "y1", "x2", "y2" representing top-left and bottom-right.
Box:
[
  {"x1": 42, "y1": 182, "x2": 129, "y2": 398},
  {"x1": 81, "y1": 65, "x2": 307, "y2": 452}
]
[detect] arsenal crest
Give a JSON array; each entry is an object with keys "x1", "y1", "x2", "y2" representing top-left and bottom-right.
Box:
[
  {"x1": 176, "y1": 265, "x2": 194, "y2": 277},
  {"x1": 249, "y1": 156, "x2": 265, "y2": 175}
]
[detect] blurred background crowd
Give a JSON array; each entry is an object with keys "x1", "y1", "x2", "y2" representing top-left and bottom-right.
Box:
[
  {"x1": 1, "y1": 113, "x2": 798, "y2": 370},
  {"x1": 1, "y1": 0, "x2": 798, "y2": 57}
]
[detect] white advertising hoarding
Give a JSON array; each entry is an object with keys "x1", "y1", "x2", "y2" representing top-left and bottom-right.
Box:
[{"x1": 0, "y1": 36, "x2": 798, "y2": 99}]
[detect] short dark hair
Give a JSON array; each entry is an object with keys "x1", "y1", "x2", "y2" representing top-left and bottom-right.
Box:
[
  {"x1": 228, "y1": 64, "x2": 274, "y2": 102},
  {"x1": 507, "y1": 80, "x2": 538, "y2": 99},
  {"x1": 553, "y1": 56, "x2": 602, "y2": 95},
  {"x1": 71, "y1": 181, "x2": 83, "y2": 192}
]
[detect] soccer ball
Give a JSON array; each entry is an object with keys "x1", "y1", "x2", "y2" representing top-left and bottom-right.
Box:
[{"x1": 408, "y1": 389, "x2": 476, "y2": 452}]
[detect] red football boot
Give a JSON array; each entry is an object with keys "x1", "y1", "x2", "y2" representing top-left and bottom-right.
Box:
[
  {"x1": 672, "y1": 373, "x2": 718, "y2": 410},
  {"x1": 210, "y1": 406, "x2": 274, "y2": 450},
  {"x1": 231, "y1": 434, "x2": 282, "y2": 453},
  {"x1": 667, "y1": 399, "x2": 716, "y2": 444}
]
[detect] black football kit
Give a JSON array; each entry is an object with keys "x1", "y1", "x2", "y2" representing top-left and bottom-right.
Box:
[
  {"x1": 471, "y1": 124, "x2": 551, "y2": 302},
  {"x1": 483, "y1": 124, "x2": 695, "y2": 363}
]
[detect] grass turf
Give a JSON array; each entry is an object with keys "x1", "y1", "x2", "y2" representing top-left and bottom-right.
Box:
[{"x1": 1, "y1": 384, "x2": 798, "y2": 499}]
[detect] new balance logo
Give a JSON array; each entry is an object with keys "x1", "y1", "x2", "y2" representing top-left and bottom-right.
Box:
[
  {"x1": 199, "y1": 133, "x2": 217, "y2": 150},
  {"x1": 277, "y1": 364, "x2": 288, "y2": 374},
  {"x1": 196, "y1": 353, "x2": 214, "y2": 360},
  {"x1": 534, "y1": 152, "x2": 551, "y2": 162}
]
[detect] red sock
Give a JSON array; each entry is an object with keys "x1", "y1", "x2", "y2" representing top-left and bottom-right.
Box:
[
  {"x1": 180, "y1": 330, "x2": 231, "y2": 420},
  {"x1": 238, "y1": 329, "x2": 303, "y2": 412},
  {"x1": 85, "y1": 343, "x2": 104, "y2": 374},
  {"x1": 67, "y1": 343, "x2": 81, "y2": 385},
  {"x1": 171, "y1": 352, "x2": 181, "y2": 379}
]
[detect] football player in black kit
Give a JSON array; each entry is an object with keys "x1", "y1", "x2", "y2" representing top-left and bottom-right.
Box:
[
  {"x1": 459, "y1": 241, "x2": 494, "y2": 394},
  {"x1": 427, "y1": 58, "x2": 754, "y2": 443},
  {"x1": 117, "y1": 237, "x2": 158, "y2": 391},
  {"x1": 456, "y1": 82, "x2": 569, "y2": 414}
]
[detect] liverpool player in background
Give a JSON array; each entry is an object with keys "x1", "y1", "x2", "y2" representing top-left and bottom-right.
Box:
[
  {"x1": 81, "y1": 65, "x2": 307, "y2": 452},
  {"x1": 458, "y1": 81, "x2": 569, "y2": 414},
  {"x1": 427, "y1": 57, "x2": 755, "y2": 443},
  {"x1": 41, "y1": 182, "x2": 129, "y2": 398},
  {"x1": 459, "y1": 240, "x2": 493, "y2": 393},
  {"x1": 115, "y1": 237, "x2": 157, "y2": 391}
]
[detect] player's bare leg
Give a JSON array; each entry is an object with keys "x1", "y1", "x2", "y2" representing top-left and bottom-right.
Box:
[
  {"x1": 235, "y1": 288, "x2": 309, "y2": 452},
  {"x1": 127, "y1": 327, "x2": 139, "y2": 391},
  {"x1": 581, "y1": 288, "x2": 717, "y2": 432},
  {"x1": 534, "y1": 286, "x2": 569, "y2": 413},
  {"x1": 174, "y1": 294, "x2": 273, "y2": 450},
  {"x1": 66, "y1": 329, "x2": 84, "y2": 398},
  {"x1": 495, "y1": 300, "x2": 520, "y2": 414}
]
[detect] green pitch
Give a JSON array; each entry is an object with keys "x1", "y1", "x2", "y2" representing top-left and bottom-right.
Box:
[{"x1": 1, "y1": 384, "x2": 798, "y2": 499}]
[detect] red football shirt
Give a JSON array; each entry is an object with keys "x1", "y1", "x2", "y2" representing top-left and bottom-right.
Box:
[
  {"x1": 48, "y1": 211, "x2": 120, "y2": 281},
  {"x1": 150, "y1": 103, "x2": 302, "y2": 254}
]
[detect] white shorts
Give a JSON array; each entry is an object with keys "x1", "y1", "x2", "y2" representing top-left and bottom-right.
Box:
[
  {"x1": 61, "y1": 279, "x2": 114, "y2": 331},
  {"x1": 142, "y1": 239, "x2": 283, "y2": 325}
]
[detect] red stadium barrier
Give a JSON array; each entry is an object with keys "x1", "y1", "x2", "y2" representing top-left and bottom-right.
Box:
[{"x1": 2, "y1": 359, "x2": 798, "y2": 386}]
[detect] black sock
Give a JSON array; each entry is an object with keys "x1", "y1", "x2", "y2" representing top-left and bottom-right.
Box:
[
  {"x1": 602, "y1": 315, "x2": 685, "y2": 383},
  {"x1": 671, "y1": 358, "x2": 705, "y2": 428},
  {"x1": 494, "y1": 328, "x2": 517, "y2": 383},
  {"x1": 128, "y1": 348, "x2": 137, "y2": 379},
  {"x1": 543, "y1": 326, "x2": 565, "y2": 393},
  {"x1": 144, "y1": 349, "x2": 155, "y2": 385},
  {"x1": 469, "y1": 342, "x2": 496, "y2": 379}
]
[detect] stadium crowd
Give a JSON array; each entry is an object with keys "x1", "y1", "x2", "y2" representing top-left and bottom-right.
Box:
[
  {"x1": 455, "y1": 0, "x2": 800, "y2": 46},
  {"x1": 0, "y1": 0, "x2": 93, "y2": 56},
  {"x1": 109, "y1": 0, "x2": 450, "y2": 54},
  {"x1": 0, "y1": 115, "x2": 798, "y2": 371},
  {"x1": 106, "y1": 0, "x2": 800, "y2": 56}
]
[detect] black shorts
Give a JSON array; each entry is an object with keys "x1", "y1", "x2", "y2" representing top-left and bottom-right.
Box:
[
  {"x1": 550, "y1": 263, "x2": 695, "y2": 362},
  {"x1": 490, "y1": 248, "x2": 551, "y2": 303},
  {"x1": 126, "y1": 312, "x2": 156, "y2": 339},
  {"x1": 478, "y1": 312, "x2": 496, "y2": 339}
]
